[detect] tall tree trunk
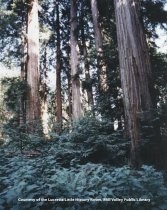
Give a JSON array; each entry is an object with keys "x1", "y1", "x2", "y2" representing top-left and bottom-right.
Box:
[
  {"x1": 41, "y1": 47, "x2": 49, "y2": 137},
  {"x1": 26, "y1": 0, "x2": 41, "y2": 130},
  {"x1": 83, "y1": 43, "x2": 94, "y2": 110},
  {"x1": 66, "y1": 6, "x2": 72, "y2": 120},
  {"x1": 67, "y1": 71, "x2": 72, "y2": 119},
  {"x1": 21, "y1": 14, "x2": 26, "y2": 80},
  {"x1": 114, "y1": 0, "x2": 153, "y2": 168},
  {"x1": 80, "y1": 3, "x2": 94, "y2": 111},
  {"x1": 90, "y1": 0, "x2": 108, "y2": 92},
  {"x1": 55, "y1": 1, "x2": 62, "y2": 132},
  {"x1": 70, "y1": 0, "x2": 82, "y2": 121},
  {"x1": 20, "y1": 10, "x2": 27, "y2": 126}
]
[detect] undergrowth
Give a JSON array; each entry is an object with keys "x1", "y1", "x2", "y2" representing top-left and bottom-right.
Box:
[
  {"x1": 0, "y1": 147, "x2": 167, "y2": 210},
  {"x1": 0, "y1": 116, "x2": 167, "y2": 210}
]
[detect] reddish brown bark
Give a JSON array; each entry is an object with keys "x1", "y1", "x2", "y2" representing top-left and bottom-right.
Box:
[
  {"x1": 114, "y1": 0, "x2": 152, "y2": 168},
  {"x1": 41, "y1": 47, "x2": 49, "y2": 136},
  {"x1": 55, "y1": 2, "x2": 63, "y2": 131},
  {"x1": 26, "y1": 0, "x2": 41, "y2": 130},
  {"x1": 70, "y1": 0, "x2": 82, "y2": 121},
  {"x1": 20, "y1": 10, "x2": 27, "y2": 126},
  {"x1": 80, "y1": 4, "x2": 94, "y2": 110},
  {"x1": 67, "y1": 71, "x2": 72, "y2": 120},
  {"x1": 90, "y1": 0, "x2": 108, "y2": 92}
]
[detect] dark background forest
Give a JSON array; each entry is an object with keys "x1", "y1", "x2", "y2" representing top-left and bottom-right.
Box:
[{"x1": 0, "y1": 0, "x2": 167, "y2": 209}]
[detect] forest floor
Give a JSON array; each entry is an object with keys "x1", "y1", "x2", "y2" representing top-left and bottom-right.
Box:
[{"x1": 0, "y1": 135, "x2": 167, "y2": 210}]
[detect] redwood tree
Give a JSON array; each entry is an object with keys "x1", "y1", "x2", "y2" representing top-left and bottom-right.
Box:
[
  {"x1": 41, "y1": 45, "x2": 49, "y2": 136},
  {"x1": 70, "y1": 0, "x2": 82, "y2": 120},
  {"x1": 80, "y1": 2, "x2": 94, "y2": 111},
  {"x1": 55, "y1": 1, "x2": 62, "y2": 131},
  {"x1": 90, "y1": 0, "x2": 108, "y2": 92},
  {"x1": 114, "y1": 0, "x2": 153, "y2": 168},
  {"x1": 20, "y1": 4, "x2": 27, "y2": 126},
  {"x1": 26, "y1": 0, "x2": 41, "y2": 129}
]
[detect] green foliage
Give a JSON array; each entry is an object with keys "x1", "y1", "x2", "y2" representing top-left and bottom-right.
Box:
[
  {"x1": 46, "y1": 116, "x2": 129, "y2": 167},
  {"x1": 0, "y1": 86, "x2": 8, "y2": 142},
  {"x1": 0, "y1": 76, "x2": 44, "y2": 149},
  {"x1": 0, "y1": 77, "x2": 44, "y2": 150},
  {"x1": 150, "y1": 50, "x2": 167, "y2": 105},
  {"x1": 138, "y1": 106, "x2": 167, "y2": 166},
  {"x1": 2, "y1": 77, "x2": 27, "y2": 113},
  {"x1": 142, "y1": 0, "x2": 167, "y2": 36},
  {"x1": 0, "y1": 147, "x2": 167, "y2": 210},
  {"x1": 3, "y1": 124, "x2": 44, "y2": 152}
]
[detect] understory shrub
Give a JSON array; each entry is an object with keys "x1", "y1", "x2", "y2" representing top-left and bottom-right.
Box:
[
  {"x1": 47, "y1": 116, "x2": 131, "y2": 167},
  {"x1": 0, "y1": 149, "x2": 167, "y2": 210}
]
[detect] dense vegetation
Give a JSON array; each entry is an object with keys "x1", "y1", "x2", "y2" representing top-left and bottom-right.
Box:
[{"x1": 0, "y1": 0, "x2": 167, "y2": 209}]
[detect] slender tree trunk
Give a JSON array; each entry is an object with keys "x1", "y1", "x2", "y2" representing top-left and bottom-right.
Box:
[
  {"x1": 66, "y1": 7, "x2": 72, "y2": 120},
  {"x1": 90, "y1": 0, "x2": 108, "y2": 92},
  {"x1": 83, "y1": 48, "x2": 94, "y2": 110},
  {"x1": 70, "y1": 0, "x2": 82, "y2": 121},
  {"x1": 55, "y1": 2, "x2": 62, "y2": 132},
  {"x1": 67, "y1": 71, "x2": 72, "y2": 119},
  {"x1": 20, "y1": 12, "x2": 26, "y2": 126},
  {"x1": 41, "y1": 47, "x2": 49, "y2": 137},
  {"x1": 20, "y1": 3, "x2": 27, "y2": 127},
  {"x1": 21, "y1": 16, "x2": 26, "y2": 80},
  {"x1": 114, "y1": 0, "x2": 153, "y2": 168},
  {"x1": 80, "y1": 3, "x2": 94, "y2": 111},
  {"x1": 26, "y1": 0, "x2": 41, "y2": 130}
]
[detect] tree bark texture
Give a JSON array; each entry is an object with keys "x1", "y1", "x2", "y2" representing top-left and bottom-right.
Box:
[
  {"x1": 41, "y1": 47, "x2": 49, "y2": 137},
  {"x1": 90, "y1": 0, "x2": 108, "y2": 92},
  {"x1": 55, "y1": 2, "x2": 62, "y2": 131},
  {"x1": 26, "y1": 0, "x2": 41, "y2": 128},
  {"x1": 20, "y1": 10, "x2": 27, "y2": 126},
  {"x1": 80, "y1": 3, "x2": 94, "y2": 111},
  {"x1": 82, "y1": 38, "x2": 94, "y2": 110},
  {"x1": 70, "y1": 0, "x2": 82, "y2": 121},
  {"x1": 67, "y1": 70, "x2": 72, "y2": 119},
  {"x1": 21, "y1": 13, "x2": 27, "y2": 80},
  {"x1": 114, "y1": 0, "x2": 152, "y2": 168}
]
